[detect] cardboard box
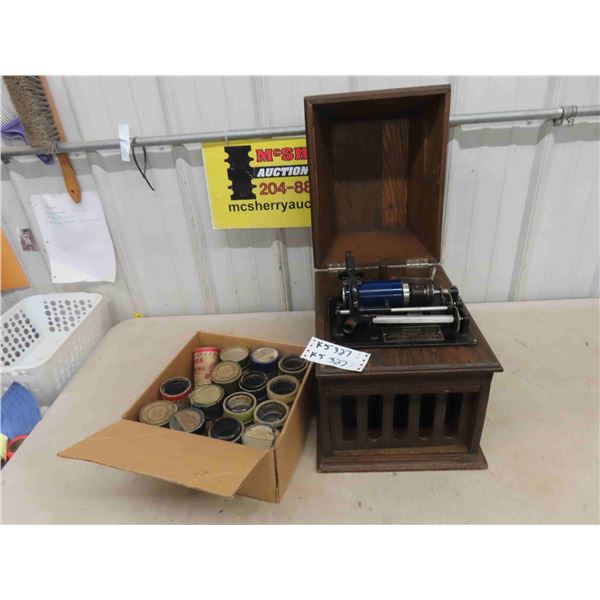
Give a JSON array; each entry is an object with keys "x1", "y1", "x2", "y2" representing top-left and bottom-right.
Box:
[{"x1": 59, "y1": 331, "x2": 314, "y2": 503}]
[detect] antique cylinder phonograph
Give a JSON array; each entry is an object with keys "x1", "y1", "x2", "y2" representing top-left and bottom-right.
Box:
[
  {"x1": 331, "y1": 250, "x2": 474, "y2": 346},
  {"x1": 305, "y1": 85, "x2": 502, "y2": 473}
]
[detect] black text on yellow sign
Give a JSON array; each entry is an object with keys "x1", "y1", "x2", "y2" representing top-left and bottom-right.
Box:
[{"x1": 203, "y1": 137, "x2": 311, "y2": 229}]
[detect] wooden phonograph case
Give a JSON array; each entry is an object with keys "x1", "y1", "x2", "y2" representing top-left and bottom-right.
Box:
[{"x1": 305, "y1": 86, "x2": 502, "y2": 472}]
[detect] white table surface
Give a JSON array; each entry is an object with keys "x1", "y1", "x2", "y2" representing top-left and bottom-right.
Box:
[{"x1": 1, "y1": 299, "x2": 598, "y2": 524}]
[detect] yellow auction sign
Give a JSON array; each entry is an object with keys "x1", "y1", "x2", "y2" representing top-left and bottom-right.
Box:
[{"x1": 203, "y1": 137, "x2": 311, "y2": 229}]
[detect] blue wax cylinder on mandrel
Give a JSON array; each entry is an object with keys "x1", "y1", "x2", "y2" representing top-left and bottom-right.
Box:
[{"x1": 342, "y1": 280, "x2": 408, "y2": 308}]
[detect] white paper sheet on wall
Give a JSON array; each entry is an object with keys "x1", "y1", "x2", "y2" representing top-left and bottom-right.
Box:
[{"x1": 31, "y1": 191, "x2": 116, "y2": 283}]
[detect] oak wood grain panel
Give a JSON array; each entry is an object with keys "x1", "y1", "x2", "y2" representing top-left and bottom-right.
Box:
[{"x1": 432, "y1": 393, "x2": 448, "y2": 443}]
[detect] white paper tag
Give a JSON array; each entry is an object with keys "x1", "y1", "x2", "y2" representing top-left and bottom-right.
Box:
[
  {"x1": 300, "y1": 337, "x2": 370, "y2": 372},
  {"x1": 31, "y1": 191, "x2": 117, "y2": 283},
  {"x1": 118, "y1": 123, "x2": 130, "y2": 162}
]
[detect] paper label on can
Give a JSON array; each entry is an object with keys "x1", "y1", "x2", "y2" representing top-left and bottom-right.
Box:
[{"x1": 300, "y1": 337, "x2": 370, "y2": 372}]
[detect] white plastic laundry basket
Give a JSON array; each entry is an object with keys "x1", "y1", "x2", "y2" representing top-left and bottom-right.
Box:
[{"x1": 1, "y1": 293, "x2": 112, "y2": 406}]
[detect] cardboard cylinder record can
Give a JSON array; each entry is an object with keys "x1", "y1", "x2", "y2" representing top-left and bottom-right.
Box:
[
  {"x1": 223, "y1": 392, "x2": 257, "y2": 424},
  {"x1": 220, "y1": 345, "x2": 250, "y2": 370},
  {"x1": 189, "y1": 383, "x2": 225, "y2": 420},
  {"x1": 169, "y1": 407, "x2": 206, "y2": 434},
  {"x1": 139, "y1": 400, "x2": 177, "y2": 427},
  {"x1": 250, "y1": 346, "x2": 280, "y2": 378},
  {"x1": 193, "y1": 346, "x2": 220, "y2": 387},
  {"x1": 254, "y1": 400, "x2": 289, "y2": 429},
  {"x1": 267, "y1": 375, "x2": 299, "y2": 405},
  {"x1": 160, "y1": 376, "x2": 192, "y2": 408},
  {"x1": 242, "y1": 424, "x2": 278, "y2": 449},
  {"x1": 278, "y1": 355, "x2": 308, "y2": 381},
  {"x1": 239, "y1": 370, "x2": 269, "y2": 403},
  {"x1": 210, "y1": 360, "x2": 242, "y2": 396},
  {"x1": 209, "y1": 417, "x2": 243, "y2": 443}
]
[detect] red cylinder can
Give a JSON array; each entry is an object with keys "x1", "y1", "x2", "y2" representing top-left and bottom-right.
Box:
[{"x1": 193, "y1": 346, "x2": 220, "y2": 387}]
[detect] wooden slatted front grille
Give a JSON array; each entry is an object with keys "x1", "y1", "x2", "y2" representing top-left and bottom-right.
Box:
[{"x1": 329, "y1": 390, "x2": 478, "y2": 451}]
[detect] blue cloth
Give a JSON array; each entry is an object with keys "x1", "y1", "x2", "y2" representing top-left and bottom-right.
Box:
[{"x1": 1, "y1": 382, "x2": 41, "y2": 439}]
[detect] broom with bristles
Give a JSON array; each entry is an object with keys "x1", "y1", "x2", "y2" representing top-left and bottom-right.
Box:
[{"x1": 3, "y1": 76, "x2": 81, "y2": 203}]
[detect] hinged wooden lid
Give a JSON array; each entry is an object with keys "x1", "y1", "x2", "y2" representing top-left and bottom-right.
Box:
[{"x1": 304, "y1": 85, "x2": 451, "y2": 268}]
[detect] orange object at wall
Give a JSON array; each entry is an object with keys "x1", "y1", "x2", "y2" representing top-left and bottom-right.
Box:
[{"x1": 1, "y1": 229, "x2": 29, "y2": 291}]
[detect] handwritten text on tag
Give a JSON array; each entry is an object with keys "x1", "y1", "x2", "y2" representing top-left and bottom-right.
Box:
[{"x1": 300, "y1": 337, "x2": 370, "y2": 372}]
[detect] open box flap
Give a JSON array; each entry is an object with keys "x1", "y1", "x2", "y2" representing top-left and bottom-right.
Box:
[{"x1": 58, "y1": 419, "x2": 269, "y2": 499}]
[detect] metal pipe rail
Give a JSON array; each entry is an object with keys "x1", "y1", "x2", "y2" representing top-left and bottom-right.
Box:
[{"x1": 2, "y1": 104, "x2": 599, "y2": 159}]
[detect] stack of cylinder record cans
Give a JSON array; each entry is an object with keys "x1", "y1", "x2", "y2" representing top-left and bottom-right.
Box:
[{"x1": 138, "y1": 344, "x2": 308, "y2": 449}]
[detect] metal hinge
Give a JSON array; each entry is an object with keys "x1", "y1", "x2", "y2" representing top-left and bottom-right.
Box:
[
  {"x1": 318, "y1": 263, "x2": 344, "y2": 272},
  {"x1": 317, "y1": 258, "x2": 438, "y2": 272}
]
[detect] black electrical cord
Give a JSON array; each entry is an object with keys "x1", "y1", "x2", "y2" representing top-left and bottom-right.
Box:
[{"x1": 131, "y1": 137, "x2": 155, "y2": 191}]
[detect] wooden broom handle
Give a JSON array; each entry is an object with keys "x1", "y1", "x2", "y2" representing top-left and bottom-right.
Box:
[
  {"x1": 40, "y1": 77, "x2": 81, "y2": 204},
  {"x1": 57, "y1": 154, "x2": 81, "y2": 203}
]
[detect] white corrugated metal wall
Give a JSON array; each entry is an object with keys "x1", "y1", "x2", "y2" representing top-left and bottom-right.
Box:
[{"x1": 1, "y1": 76, "x2": 598, "y2": 322}]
